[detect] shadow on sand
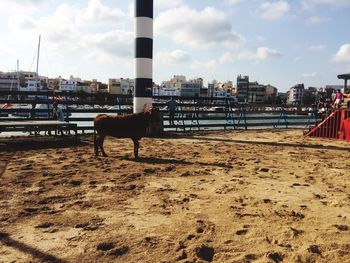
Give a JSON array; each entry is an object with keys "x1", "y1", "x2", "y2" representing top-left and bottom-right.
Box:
[
  {"x1": 124, "y1": 156, "x2": 232, "y2": 169},
  {"x1": 173, "y1": 135, "x2": 350, "y2": 152},
  {"x1": 0, "y1": 232, "x2": 67, "y2": 263},
  {"x1": 0, "y1": 137, "x2": 88, "y2": 153}
]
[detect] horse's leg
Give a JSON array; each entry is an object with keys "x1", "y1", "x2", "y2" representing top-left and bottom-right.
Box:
[
  {"x1": 94, "y1": 130, "x2": 99, "y2": 156},
  {"x1": 132, "y1": 138, "x2": 139, "y2": 159},
  {"x1": 99, "y1": 135, "x2": 108, "y2": 157}
]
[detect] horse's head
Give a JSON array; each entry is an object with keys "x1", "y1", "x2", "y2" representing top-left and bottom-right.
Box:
[{"x1": 144, "y1": 107, "x2": 161, "y2": 123}]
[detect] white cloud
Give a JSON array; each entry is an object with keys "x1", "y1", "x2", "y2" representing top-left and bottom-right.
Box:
[
  {"x1": 303, "y1": 72, "x2": 317, "y2": 77},
  {"x1": 307, "y1": 16, "x2": 328, "y2": 24},
  {"x1": 226, "y1": 0, "x2": 241, "y2": 6},
  {"x1": 0, "y1": 43, "x2": 16, "y2": 57},
  {"x1": 191, "y1": 60, "x2": 217, "y2": 71},
  {"x1": 8, "y1": 16, "x2": 37, "y2": 31},
  {"x1": 155, "y1": 6, "x2": 245, "y2": 50},
  {"x1": 156, "y1": 50, "x2": 190, "y2": 64},
  {"x1": 218, "y1": 52, "x2": 235, "y2": 64},
  {"x1": 294, "y1": 56, "x2": 301, "y2": 62},
  {"x1": 2, "y1": 0, "x2": 44, "y2": 5},
  {"x1": 333, "y1": 44, "x2": 350, "y2": 62},
  {"x1": 155, "y1": 0, "x2": 183, "y2": 10},
  {"x1": 89, "y1": 30, "x2": 133, "y2": 58},
  {"x1": 76, "y1": 0, "x2": 126, "y2": 28},
  {"x1": 8, "y1": 0, "x2": 132, "y2": 59},
  {"x1": 238, "y1": 47, "x2": 282, "y2": 61},
  {"x1": 256, "y1": 36, "x2": 266, "y2": 42},
  {"x1": 308, "y1": 44, "x2": 326, "y2": 51},
  {"x1": 9, "y1": 0, "x2": 42, "y2": 3},
  {"x1": 259, "y1": 1, "x2": 290, "y2": 21},
  {"x1": 301, "y1": 0, "x2": 350, "y2": 9}
]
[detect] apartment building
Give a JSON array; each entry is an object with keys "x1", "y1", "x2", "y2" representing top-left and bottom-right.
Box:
[
  {"x1": 0, "y1": 71, "x2": 20, "y2": 91},
  {"x1": 108, "y1": 78, "x2": 134, "y2": 95},
  {"x1": 236, "y1": 75, "x2": 267, "y2": 103},
  {"x1": 287, "y1": 84, "x2": 304, "y2": 105},
  {"x1": 208, "y1": 81, "x2": 235, "y2": 98}
]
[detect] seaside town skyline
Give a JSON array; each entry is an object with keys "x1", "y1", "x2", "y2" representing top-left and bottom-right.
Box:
[{"x1": 0, "y1": 0, "x2": 350, "y2": 92}]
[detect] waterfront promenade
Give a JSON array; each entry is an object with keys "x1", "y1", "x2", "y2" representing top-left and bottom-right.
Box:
[{"x1": 0, "y1": 129, "x2": 349, "y2": 262}]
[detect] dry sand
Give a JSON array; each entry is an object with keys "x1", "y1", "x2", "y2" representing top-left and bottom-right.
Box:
[{"x1": 0, "y1": 129, "x2": 349, "y2": 263}]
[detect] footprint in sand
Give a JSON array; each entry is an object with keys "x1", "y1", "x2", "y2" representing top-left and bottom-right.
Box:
[
  {"x1": 307, "y1": 245, "x2": 322, "y2": 255},
  {"x1": 266, "y1": 251, "x2": 284, "y2": 262},
  {"x1": 195, "y1": 245, "x2": 215, "y2": 262},
  {"x1": 334, "y1": 225, "x2": 349, "y2": 231},
  {"x1": 236, "y1": 229, "x2": 248, "y2": 235}
]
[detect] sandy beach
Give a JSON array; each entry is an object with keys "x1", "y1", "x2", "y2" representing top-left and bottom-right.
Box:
[{"x1": 0, "y1": 129, "x2": 349, "y2": 262}]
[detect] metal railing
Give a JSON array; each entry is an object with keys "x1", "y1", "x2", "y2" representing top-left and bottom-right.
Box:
[{"x1": 1, "y1": 90, "x2": 322, "y2": 133}]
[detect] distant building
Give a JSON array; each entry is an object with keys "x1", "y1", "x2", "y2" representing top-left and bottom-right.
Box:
[
  {"x1": 236, "y1": 75, "x2": 267, "y2": 103},
  {"x1": 208, "y1": 80, "x2": 235, "y2": 98},
  {"x1": 0, "y1": 71, "x2": 20, "y2": 91},
  {"x1": 266, "y1": 84, "x2": 277, "y2": 98},
  {"x1": 277, "y1": 92, "x2": 287, "y2": 102},
  {"x1": 248, "y1": 81, "x2": 266, "y2": 103},
  {"x1": 76, "y1": 82, "x2": 92, "y2": 93},
  {"x1": 180, "y1": 79, "x2": 201, "y2": 97},
  {"x1": 287, "y1": 84, "x2": 304, "y2": 105},
  {"x1": 170, "y1": 75, "x2": 186, "y2": 88},
  {"x1": 20, "y1": 71, "x2": 38, "y2": 87},
  {"x1": 59, "y1": 76, "x2": 82, "y2": 92},
  {"x1": 155, "y1": 81, "x2": 180, "y2": 96},
  {"x1": 325, "y1": 85, "x2": 349, "y2": 93},
  {"x1": 87, "y1": 79, "x2": 108, "y2": 93},
  {"x1": 108, "y1": 78, "x2": 134, "y2": 95},
  {"x1": 47, "y1": 78, "x2": 60, "y2": 91},
  {"x1": 24, "y1": 79, "x2": 41, "y2": 92},
  {"x1": 236, "y1": 75, "x2": 249, "y2": 102}
]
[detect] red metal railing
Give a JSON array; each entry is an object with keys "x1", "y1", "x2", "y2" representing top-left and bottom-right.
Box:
[{"x1": 306, "y1": 108, "x2": 350, "y2": 141}]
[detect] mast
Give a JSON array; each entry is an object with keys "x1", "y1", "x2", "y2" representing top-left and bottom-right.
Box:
[{"x1": 36, "y1": 35, "x2": 41, "y2": 89}]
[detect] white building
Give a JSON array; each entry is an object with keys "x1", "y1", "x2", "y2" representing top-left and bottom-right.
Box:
[
  {"x1": 208, "y1": 81, "x2": 235, "y2": 98},
  {"x1": 180, "y1": 80, "x2": 201, "y2": 97},
  {"x1": 108, "y1": 78, "x2": 134, "y2": 95},
  {"x1": 23, "y1": 79, "x2": 41, "y2": 92},
  {"x1": 59, "y1": 76, "x2": 81, "y2": 92},
  {"x1": 287, "y1": 84, "x2": 304, "y2": 105},
  {"x1": 154, "y1": 81, "x2": 179, "y2": 96},
  {"x1": 0, "y1": 71, "x2": 20, "y2": 91},
  {"x1": 170, "y1": 75, "x2": 186, "y2": 88}
]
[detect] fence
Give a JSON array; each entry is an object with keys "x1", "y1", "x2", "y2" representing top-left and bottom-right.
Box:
[
  {"x1": 306, "y1": 108, "x2": 350, "y2": 141},
  {"x1": 1, "y1": 90, "x2": 322, "y2": 133}
]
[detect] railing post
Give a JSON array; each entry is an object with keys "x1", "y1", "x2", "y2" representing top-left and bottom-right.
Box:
[{"x1": 274, "y1": 103, "x2": 287, "y2": 128}]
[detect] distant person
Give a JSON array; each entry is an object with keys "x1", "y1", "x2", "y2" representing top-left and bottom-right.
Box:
[
  {"x1": 30, "y1": 103, "x2": 36, "y2": 119},
  {"x1": 1, "y1": 102, "x2": 11, "y2": 109},
  {"x1": 52, "y1": 101, "x2": 64, "y2": 121},
  {"x1": 333, "y1": 90, "x2": 343, "y2": 109},
  {"x1": 331, "y1": 90, "x2": 336, "y2": 101},
  {"x1": 127, "y1": 88, "x2": 133, "y2": 103},
  {"x1": 166, "y1": 97, "x2": 177, "y2": 126}
]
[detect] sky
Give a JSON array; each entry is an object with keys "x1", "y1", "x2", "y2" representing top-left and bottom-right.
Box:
[{"x1": 0, "y1": 0, "x2": 350, "y2": 92}]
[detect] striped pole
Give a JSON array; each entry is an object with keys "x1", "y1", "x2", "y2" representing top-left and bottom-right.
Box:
[{"x1": 134, "y1": 0, "x2": 153, "y2": 113}]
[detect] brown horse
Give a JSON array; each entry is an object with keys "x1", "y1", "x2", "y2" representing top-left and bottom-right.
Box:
[{"x1": 94, "y1": 108, "x2": 160, "y2": 158}]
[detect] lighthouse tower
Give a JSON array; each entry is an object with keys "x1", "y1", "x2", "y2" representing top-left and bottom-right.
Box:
[{"x1": 134, "y1": 0, "x2": 153, "y2": 113}]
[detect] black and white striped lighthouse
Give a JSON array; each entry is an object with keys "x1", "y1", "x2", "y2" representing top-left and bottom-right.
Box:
[{"x1": 134, "y1": 0, "x2": 153, "y2": 113}]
